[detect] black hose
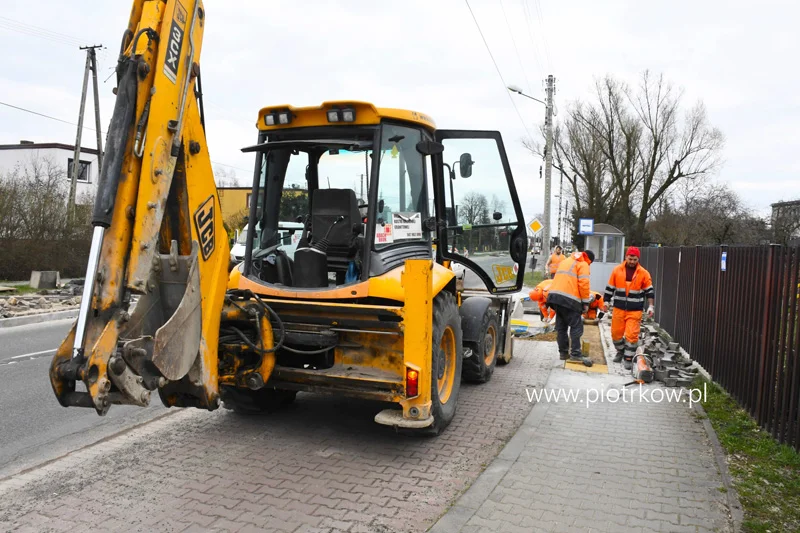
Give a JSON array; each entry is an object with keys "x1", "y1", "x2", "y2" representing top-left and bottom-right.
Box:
[
  {"x1": 91, "y1": 58, "x2": 138, "y2": 227},
  {"x1": 225, "y1": 289, "x2": 337, "y2": 356}
]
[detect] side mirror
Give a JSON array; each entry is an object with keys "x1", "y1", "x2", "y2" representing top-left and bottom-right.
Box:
[
  {"x1": 378, "y1": 199, "x2": 385, "y2": 213},
  {"x1": 416, "y1": 140, "x2": 444, "y2": 155},
  {"x1": 459, "y1": 153, "x2": 474, "y2": 178},
  {"x1": 493, "y1": 211, "x2": 502, "y2": 221}
]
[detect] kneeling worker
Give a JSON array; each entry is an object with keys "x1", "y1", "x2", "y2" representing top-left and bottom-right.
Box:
[
  {"x1": 528, "y1": 279, "x2": 555, "y2": 323},
  {"x1": 546, "y1": 249, "x2": 595, "y2": 366},
  {"x1": 604, "y1": 246, "x2": 655, "y2": 369}
]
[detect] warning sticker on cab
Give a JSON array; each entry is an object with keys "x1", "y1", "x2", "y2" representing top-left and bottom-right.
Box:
[
  {"x1": 492, "y1": 264, "x2": 515, "y2": 284},
  {"x1": 392, "y1": 212, "x2": 422, "y2": 240},
  {"x1": 376, "y1": 224, "x2": 394, "y2": 244}
]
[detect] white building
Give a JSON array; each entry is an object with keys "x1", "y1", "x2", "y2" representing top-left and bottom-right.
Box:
[{"x1": 0, "y1": 141, "x2": 100, "y2": 202}]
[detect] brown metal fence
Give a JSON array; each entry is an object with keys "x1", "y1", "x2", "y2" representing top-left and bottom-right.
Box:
[{"x1": 639, "y1": 245, "x2": 800, "y2": 450}]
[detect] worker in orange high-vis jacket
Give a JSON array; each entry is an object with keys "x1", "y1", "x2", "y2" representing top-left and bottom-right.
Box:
[
  {"x1": 584, "y1": 291, "x2": 606, "y2": 321},
  {"x1": 604, "y1": 246, "x2": 655, "y2": 369},
  {"x1": 547, "y1": 249, "x2": 595, "y2": 366},
  {"x1": 528, "y1": 279, "x2": 555, "y2": 322},
  {"x1": 545, "y1": 245, "x2": 566, "y2": 279}
]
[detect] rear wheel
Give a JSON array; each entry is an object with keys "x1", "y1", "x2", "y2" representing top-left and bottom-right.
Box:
[
  {"x1": 462, "y1": 307, "x2": 499, "y2": 382},
  {"x1": 427, "y1": 292, "x2": 463, "y2": 435},
  {"x1": 221, "y1": 386, "x2": 297, "y2": 415}
]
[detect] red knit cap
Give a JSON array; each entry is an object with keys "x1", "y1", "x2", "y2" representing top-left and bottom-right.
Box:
[{"x1": 626, "y1": 246, "x2": 641, "y2": 258}]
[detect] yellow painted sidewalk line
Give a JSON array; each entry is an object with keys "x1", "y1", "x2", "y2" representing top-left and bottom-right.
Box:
[{"x1": 564, "y1": 361, "x2": 609, "y2": 374}]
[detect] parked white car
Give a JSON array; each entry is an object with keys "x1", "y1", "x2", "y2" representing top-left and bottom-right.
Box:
[{"x1": 230, "y1": 222, "x2": 304, "y2": 263}]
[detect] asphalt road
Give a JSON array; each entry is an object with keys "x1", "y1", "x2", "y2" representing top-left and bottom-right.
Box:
[{"x1": 0, "y1": 319, "x2": 169, "y2": 478}]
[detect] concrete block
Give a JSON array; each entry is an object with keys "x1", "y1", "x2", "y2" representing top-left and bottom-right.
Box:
[{"x1": 29, "y1": 271, "x2": 60, "y2": 289}]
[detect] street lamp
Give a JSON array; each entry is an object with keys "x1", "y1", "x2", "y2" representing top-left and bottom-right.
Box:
[
  {"x1": 507, "y1": 85, "x2": 547, "y2": 106},
  {"x1": 508, "y1": 80, "x2": 555, "y2": 274}
]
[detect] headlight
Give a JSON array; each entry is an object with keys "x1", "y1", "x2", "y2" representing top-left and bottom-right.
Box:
[{"x1": 264, "y1": 110, "x2": 292, "y2": 126}]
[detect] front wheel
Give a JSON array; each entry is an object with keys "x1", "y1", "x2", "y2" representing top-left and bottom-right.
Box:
[
  {"x1": 462, "y1": 307, "x2": 499, "y2": 383},
  {"x1": 427, "y1": 292, "x2": 463, "y2": 435}
]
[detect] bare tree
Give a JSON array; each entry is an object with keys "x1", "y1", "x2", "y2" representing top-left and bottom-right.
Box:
[
  {"x1": 524, "y1": 71, "x2": 725, "y2": 245},
  {"x1": 647, "y1": 183, "x2": 767, "y2": 245},
  {"x1": 627, "y1": 72, "x2": 725, "y2": 243},
  {"x1": 214, "y1": 165, "x2": 241, "y2": 187},
  {"x1": 459, "y1": 192, "x2": 488, "y2": 225},
  {"x1": 0, "y1": 156, "x2": 76, "y2": 241}
]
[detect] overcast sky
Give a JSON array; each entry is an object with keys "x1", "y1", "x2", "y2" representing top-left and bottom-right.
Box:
[{"x1": 1, "y1": 0, "x2": 797, "y2": 225}]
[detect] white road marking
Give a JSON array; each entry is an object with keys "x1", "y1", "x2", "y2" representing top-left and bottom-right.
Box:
[{"x1": 10, "y1": 349, "x2": 56, "y2": 359}]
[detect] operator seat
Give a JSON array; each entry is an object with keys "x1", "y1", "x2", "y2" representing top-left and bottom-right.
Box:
[{"x1": 310, "y1": 188, "x2": 362, "y2": 273}]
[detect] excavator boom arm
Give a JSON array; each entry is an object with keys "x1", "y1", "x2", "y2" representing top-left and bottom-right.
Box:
[{"x1": 50, "y1": 0, "x2": 229, "y2": 414}]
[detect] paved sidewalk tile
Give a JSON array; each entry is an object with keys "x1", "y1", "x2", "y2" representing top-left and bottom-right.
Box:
[
  {"x1": 0, "y1": 341, "x2": 556, "y2": 533},
  {"x1": 431, "y1": 336, "x2": 735, "y2": 532}
]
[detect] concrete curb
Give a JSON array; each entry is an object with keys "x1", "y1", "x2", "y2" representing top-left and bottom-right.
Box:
[
  {"x1": 428, "y1": 368, "x2": 555, "y2": 533},
  {"x1": 0, "y1": 309, "x2": 78, "y2": 329},
  {"x1": 692, "y1": 400, "x2": 746, "y2": 532}
]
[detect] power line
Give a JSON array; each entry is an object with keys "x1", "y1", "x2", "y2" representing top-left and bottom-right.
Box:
[
  {"x1": 0, "y1": 101, "x2": 95, "y2": 131},
  {"x1": 0, "y1": 16, "x2": 110, "y2": 72},
  {"x1": 0, "y1": 100, "x2": 249, "y2": 174},
  {"x1": 0, "y1": 16, "x2": 84, "y2": 47},
  {"x1": 521, "y1": 0, "x2": 545, "y2": 77},
  {"x1": 531, "y1": 0, "x2": 553, "y2": 69},
  {"x1": 500, "y1": 0, "x2": 533, "y2": 95},
  {"x1": 463, "y1": 0, "x2": 533, "y2": 139}
]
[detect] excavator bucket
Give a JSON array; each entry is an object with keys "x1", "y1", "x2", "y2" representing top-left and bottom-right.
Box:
[{"x1": 123, "y1": 241, "x2": 202, "y2": 382}]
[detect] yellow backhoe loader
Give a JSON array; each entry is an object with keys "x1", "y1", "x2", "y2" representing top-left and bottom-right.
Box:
[{"x1": 50, "y1": 0, "x2": 528, "y2": 434}]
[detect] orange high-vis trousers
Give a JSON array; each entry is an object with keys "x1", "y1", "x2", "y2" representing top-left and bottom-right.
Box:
[{"x1": 611, "y1": 309, "x2": 642, "y2": 359}]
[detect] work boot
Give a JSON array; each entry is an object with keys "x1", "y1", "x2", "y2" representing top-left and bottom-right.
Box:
[
  {"x1": 569, "y1": 354, "x2": 593, "y2": 367},
  {"x1": 623, "y1": 359, "x2": 633, "y2": 370},
  {"x1": 559, "y1": 352, "x2": 569, "y2": 360},
  {"x1": 613, "y1": 351, "x2": 624, "y2": 363}
]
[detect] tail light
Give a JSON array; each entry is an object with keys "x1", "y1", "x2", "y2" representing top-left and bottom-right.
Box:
[{"x1": 406, "y1": 368, "x2": 419, "y2": 398}]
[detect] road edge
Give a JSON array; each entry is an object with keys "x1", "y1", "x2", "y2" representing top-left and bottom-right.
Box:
[{"x1": 0, "y1": 309, "x2": 78, "y2": 329}]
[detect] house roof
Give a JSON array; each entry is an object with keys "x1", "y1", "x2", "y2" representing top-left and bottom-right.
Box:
[
  {"x1": 0, "y1": 142, "x2": 101, "y2": 156},
  {"x1": 592, "y1": 223, "x2": 624, "y2": 235}
]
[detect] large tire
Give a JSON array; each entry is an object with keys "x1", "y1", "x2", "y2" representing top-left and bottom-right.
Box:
[
  {"x1": 427, "y1": 292, "x2": 463, "y2": 435},
  {"x1": 221, "y1": 386, "x2": 297, "y2": 415},
  {"x1": 462, "y1": 307, "x2": 499, "y2": 383}
]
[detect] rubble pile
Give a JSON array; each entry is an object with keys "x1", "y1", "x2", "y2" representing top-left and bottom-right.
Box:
[
  {"x1": 0, "y1": 279, "x2": 84, "y2": 319},
  {"x1": 634, "y1": 322, "x2": 698, "y2": 387}
]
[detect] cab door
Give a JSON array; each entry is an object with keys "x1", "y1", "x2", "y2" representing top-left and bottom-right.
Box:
[{"x1": 433, "y1": 130, "x2": 527, "y2": 293}]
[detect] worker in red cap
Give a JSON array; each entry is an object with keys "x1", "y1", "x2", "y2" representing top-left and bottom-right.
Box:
[{"x1": 604, "y1": 246, "x2": 655, "y2": 369}]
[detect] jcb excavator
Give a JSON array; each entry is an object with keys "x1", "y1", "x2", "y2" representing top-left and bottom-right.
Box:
[{"x1": 50, "y1": 0, "x2": 528, "y2": 434}]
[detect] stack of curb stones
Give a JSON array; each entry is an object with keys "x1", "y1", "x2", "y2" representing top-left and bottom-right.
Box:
[{"x1": 634, "y1": 321, "x2": 699, "y2": 387}]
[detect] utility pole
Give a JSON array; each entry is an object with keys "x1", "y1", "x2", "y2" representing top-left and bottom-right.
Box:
[
  {"x1": 556, "y1": 168, "x2": 563, "y2": 247},
  {"x1": 68, "y1": 45, "x2": 104, "y2": 224},
  {"x1": 542, "y1": 74, "x2": 555, "y2": 269}
]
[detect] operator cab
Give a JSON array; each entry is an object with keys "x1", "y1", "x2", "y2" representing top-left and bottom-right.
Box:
[{"x1": 238, "y1": 101, "x2": 528, "y2": 295}]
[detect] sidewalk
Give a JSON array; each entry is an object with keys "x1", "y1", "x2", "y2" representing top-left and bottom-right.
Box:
[{"x1": 430, "y1": 329, "x2": 738, "y2": 532}]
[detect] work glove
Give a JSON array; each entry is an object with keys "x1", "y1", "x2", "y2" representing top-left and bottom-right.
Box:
[
  {"x1": 646, "y1": 305, "x2": 655, "y2": 319},
  {"x1": 582, "y1": 304, "x2": 589, "y2": 314}
]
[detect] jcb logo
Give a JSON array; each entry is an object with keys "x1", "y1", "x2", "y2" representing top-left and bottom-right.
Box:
[
  {"x1": 194, "y1": 196, "x2": 215, "y2": 261},
  {"x1": 163, "y1": 2, "x2": 187, "y2": 84}
]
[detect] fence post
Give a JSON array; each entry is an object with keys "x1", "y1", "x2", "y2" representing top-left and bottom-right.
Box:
[
  {"x1": 755, "y1": 244, "x2": 776, "y2": 425},
  {"x1": 710, "y1": 246, "x2": 726, "y2": 377},
  {"x1": 689, "y1": 246, "x2": 700, "y2": 356}
]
